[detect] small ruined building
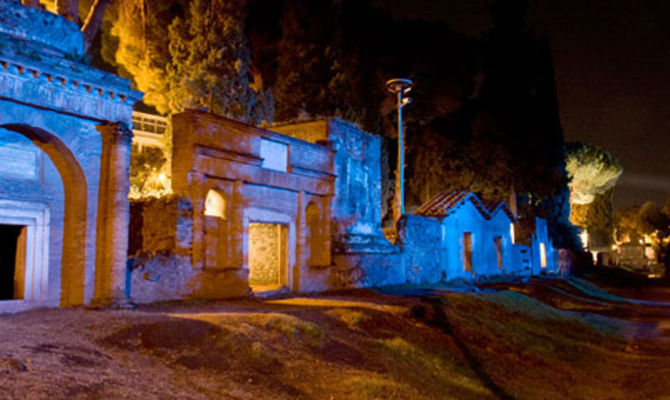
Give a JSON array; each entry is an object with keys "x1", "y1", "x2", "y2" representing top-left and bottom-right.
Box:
[
  {"x1": 401, "y1": 191, "x2": 555, "y2": 283},
  {"x1": 0, "y1": 1, "x2": 141, "y2": 312}
]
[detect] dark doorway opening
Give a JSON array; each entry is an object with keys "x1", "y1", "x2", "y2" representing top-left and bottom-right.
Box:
[
  {"x1": 0, "y1": 224, "x2": 25, "y2": 300},
  {"x1": 463, "y1": 232, "x2": 473, "y2": 272},
  {"x1": 494, "y1": 236, "x2": 503, "y2": 271}
]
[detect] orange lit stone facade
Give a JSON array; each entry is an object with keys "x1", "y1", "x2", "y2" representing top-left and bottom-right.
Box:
[{"x1": 128, "y1": 111, "x2": 336, "y2": 301}]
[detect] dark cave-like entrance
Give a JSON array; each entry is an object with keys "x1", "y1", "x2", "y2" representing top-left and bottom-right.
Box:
[{"x1": 0, "y1": 224, "x2": 25, "y2": 300}]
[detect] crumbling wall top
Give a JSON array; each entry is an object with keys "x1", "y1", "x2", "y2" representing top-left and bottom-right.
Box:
[{"x1": 0, "y1": 0, "x2": 84, "y2": 56}]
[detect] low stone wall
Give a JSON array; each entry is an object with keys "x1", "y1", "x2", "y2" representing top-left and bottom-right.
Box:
[
  {"x1": 127, "y1": 196, "x2": 557, "y2": 304},
  {"x1": 399, "y1": 215, "x2": 446, "y2": 284},
  {"x1": 128, "y1": 254, "x2": 193, "y2": 304},
  {"x1": 128, "y1": 196, "x2": 199, "y2": 303},
  {"x1": 332, "y1": 252, "x2": 404, "y2": 288},
  {"x1": 330, "y1": 232, "x2": 403, "y2": 288},
  {"x1": 129, "y1": 196, "x2": 193, "y2": 256}
]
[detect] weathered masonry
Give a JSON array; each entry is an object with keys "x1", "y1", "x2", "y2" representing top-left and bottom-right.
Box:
[
  {"x1": 129, "y1": 115, "x2": 559, "y2": 303},
  {"x1": 0, "y1": 0, "x2": 141, "y2": 312},
  {"x1": 272, "y1": 120, "x2": 400, "y2": 288},
  {"x1": 0, "y1": 1, "x2": 562, "y2": 311},
  {"x1": 129, "y1": 111, "x2": 337, "y2": 301}
]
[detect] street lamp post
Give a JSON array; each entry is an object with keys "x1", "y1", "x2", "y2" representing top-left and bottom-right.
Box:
[{"x1": 386, "y1": 78, "x2": 413, "y2": 224}]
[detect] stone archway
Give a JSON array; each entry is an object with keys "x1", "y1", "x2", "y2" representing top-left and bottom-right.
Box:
[
  {"x1": 0, "y1": 1, "x2": 141, "y2": 309},
  {"x1": 0, "y1": 124, "x2": 88, "y2": 306}
]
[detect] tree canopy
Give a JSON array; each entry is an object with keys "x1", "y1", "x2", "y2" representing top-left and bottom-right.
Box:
[
  {"x1": 405, "y1": 0, "x2": 573, "y2": 249},
  {"x1": 166, "y1": 0, "x2": 273, "y2": 124},
  {"x1": 566, "y1": 142, "x2": 623, "y2": 205},
  {"x1": 102, "y1": 0, "x2": 272, "y2": 124},
  {"x1": 615, "y1": 200, "x2": 670, "y2": 266},
  {"x1": 565, "y1": 142, "x2": 622, "y2": 246}
]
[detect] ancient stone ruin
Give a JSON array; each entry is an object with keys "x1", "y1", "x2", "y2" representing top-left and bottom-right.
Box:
[
  {"x1": 0, "y1": 0, "x2": 141, "y2": 311},
  {"x1": 0, "y1": 1, "x2": 559, "y2": 311}
]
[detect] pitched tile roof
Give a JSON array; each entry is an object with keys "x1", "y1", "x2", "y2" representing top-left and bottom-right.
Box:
[
  {"x1": 414, "y1": 191, "x2": 516, "y2": 222},
  {"x1": 481, "y1": 199, "x2": 517, "y2": 222},
  {"x1": 413, "y1": 191, "x2": 470, "y2": 217}
]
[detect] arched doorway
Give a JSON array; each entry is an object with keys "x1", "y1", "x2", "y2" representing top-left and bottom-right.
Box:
[{"x1": 0, "y1": 124, "x2": 88, "y2": 306}]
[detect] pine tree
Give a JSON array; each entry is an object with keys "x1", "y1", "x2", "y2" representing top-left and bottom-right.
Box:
[
  {"x1": 103, "y1": 0, "x2": 186, "y2": 114},
  {"x1": 274, "y1": 0, "x2": 337, "y2": 122},
  {"x1": 272, "y1": 0, "x2": 380, "y2": 130},
  {"x1": 166, "y1": 0, "x2": 273, "y2": 124},
  {"x1": 103, "y1": 0, "x2": 272, "y2": 124}
]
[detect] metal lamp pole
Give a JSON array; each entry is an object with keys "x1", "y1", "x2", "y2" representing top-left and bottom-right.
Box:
[{"x1": 386, "y1": 78, "x2": 413, "y2": 224}]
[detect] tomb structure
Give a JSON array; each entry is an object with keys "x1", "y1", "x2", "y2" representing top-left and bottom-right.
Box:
[{"x1": 0, "y1": 0, "x2": 141, "y2": 311}]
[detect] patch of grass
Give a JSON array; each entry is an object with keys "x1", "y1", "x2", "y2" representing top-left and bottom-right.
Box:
[
  {"x1": 376, "y1": 337, "x2": 492, "y2": 399},
  {"x1": 326, "y1": 308, "x2": 371, "y2": 331},
  {"x1": 341, "y1": 375, "x2": 418, "y2": 400},
  {"x1": 262, "y1": 313, "x2": 323, "y2": 342}
]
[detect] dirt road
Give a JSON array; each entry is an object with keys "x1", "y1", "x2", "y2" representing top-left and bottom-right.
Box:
[{"x1": 0, "y1": 276, "x2": 669, "y2": 399}]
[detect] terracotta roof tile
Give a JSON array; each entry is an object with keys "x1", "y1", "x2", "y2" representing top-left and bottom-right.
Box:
[{"x1": 414, "y1": 191, "x2": 516, "y2": 222}]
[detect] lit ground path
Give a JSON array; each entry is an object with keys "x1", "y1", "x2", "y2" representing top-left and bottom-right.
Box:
[{"x1": 1, "y1": 278, "x2": 670, "y2": 399}]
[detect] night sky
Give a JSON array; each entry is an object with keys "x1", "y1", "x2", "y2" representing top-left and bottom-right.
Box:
[{"x1": 375, "y1": 0, "x2": 670, "y2": 209}]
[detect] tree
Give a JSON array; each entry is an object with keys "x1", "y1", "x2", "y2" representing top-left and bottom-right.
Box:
[
  {"x1": 405, "y1": 0, "x2": 573, "y2": 247},
  {"x1": 102, "y1": 0, "x2": 272, "y2": 124},
  {"x1": 571, "y1": 188, "x2": 615, "y2": 246},
  {"x1": 102, "y1": 0, "x2": 185, "y2": 114},
  {"x1": 615, "y1": 205, "x2": 639, "y2": 243},
  {"x1": 615, "y1": 201, "x2": 670, "y2": 267},
  {"x1": 272, "y1": 0, "x2": 378, "y2": 130},
  {"x1": 406, "y1": 110, "x2": 514, "y2": 209},
  {"x1": 565, "y1": 142, "x2": 622, "y2": 246},
  {"x1": 639, "y1": 201, "x2": 670, "y2": 236},
  {"x1": 615, "y1": 202, "x2": 670, "y2": 240},
  {"x1": 565, "y1": 142, "x2": 623, "y2": 206},
  {"x1": 477, "y1": 0, "x2": 568, "y2": 207},
  {"x1": 129, "y1": 146, "x2": 170, "y2": 199},
  {"x1": 166, "y1": 0, "x2": 273, "y2": 124}
]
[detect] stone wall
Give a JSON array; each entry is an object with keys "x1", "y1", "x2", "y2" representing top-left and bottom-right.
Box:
[
  {"x1": 399, "y1": 215, "x2": 446, "y2": 284},
  {"x1": 273, "y1": 119, "x2": 399, "y2": 289},
  {"x1": 0, "y1": 131, "x2": 64, "y2": 304},
  {"x1": 128, "y1": 115, "x2": 560, "y2": 304},
  {"x1": 129, "y1": 196, "x2": 193, "y2": 256},
  {"x1": 152, "y1": 111, "x2": 336, "y2": 299},
  {"x1": 128, "y1": 254, "x2": 194, "y2": 304},
  {"x1": 127, "y1": 196, "x2": 196, "y2": 303}
]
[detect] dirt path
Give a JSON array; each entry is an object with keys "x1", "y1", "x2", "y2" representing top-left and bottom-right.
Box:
[{"x1": 0, "y1": 281, "x2": 669, "y2": 399}]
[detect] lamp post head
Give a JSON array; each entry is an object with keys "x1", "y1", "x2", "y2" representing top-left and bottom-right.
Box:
[{"x1": 385, "y1": 78, "x2": 413, "y2": 95}]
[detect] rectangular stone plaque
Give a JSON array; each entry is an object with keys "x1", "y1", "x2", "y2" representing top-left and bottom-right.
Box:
[
  {"x1": 0, "y1": 145, "x2": 38, "y2": 181},
  {"x1": 260, "y1": 138, "x2": 288, "y2": 172}
]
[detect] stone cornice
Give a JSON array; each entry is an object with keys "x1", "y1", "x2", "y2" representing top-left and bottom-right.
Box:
[
  {"x1": 178, "y1": 110, "x2": 336, "y2": 155},
  {"x1": 0, "y1": 39, "x2": 142, "y2": 103},
  {"x1": 0, "y1": 32, "x2": 142, "y2": 124},
  {"x1": 0, "y1": 50, "x2": 142, "y2": 122}
]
